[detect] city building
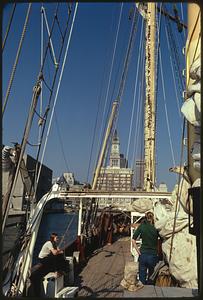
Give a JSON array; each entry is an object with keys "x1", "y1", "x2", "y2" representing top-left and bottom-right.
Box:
[
  {"x1": 134, "y1": 160, "x2": 145, "y2": 190},
  {"x1": 96, "y1": 130, "x2": 134, "y2": 191},
  {"x1": 63, "y1": 172, "x2": 75, "y2": 187},
  {"x1": 158, "y1": 182, "x2": 168, "y2": 192},
  {"x1": 2, "y1": 153, "x2": 52, "y2": 214}
]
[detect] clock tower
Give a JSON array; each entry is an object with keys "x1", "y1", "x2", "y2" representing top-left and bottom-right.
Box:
[{"x1": 110, "y1": 130, "x2": 120, "y2": 168}]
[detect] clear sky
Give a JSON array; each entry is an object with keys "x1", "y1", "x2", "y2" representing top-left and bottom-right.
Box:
[{"x1": 2, "y1": 2, "x2": 187, "y2": 191}]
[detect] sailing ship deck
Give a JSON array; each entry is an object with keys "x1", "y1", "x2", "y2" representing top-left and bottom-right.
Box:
[{"x1": 76, "y1": 237, "x2": 197, "y2": 298}]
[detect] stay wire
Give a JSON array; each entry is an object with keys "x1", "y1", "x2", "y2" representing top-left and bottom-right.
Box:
[
  {"x1": 58, "y1": 214, "x2": 76, "y2": 249},
  {"x1": 25, "y1": 3, "x2": 73, "y2": 203},
  {"x1": 54, "y1": 112, "x2": 70, "y2": 172},
  {"x1": 36, "y1": 3, "x2": 78, "y2": 187},
  {"x1": 101, "y1": 6, "x2": 139, "y2": 185},
  {"x1": 111, "y1": 7, "x2": 139, "y2": 144},
  {"x1": 95, "y1": 3, "x2": 123, "y2": 175},
  {"x1": 132, "y1": 36, "x2": 145, "y2": 171},
  {"x1": 98, "y1": 3, "x2": 123, "y2": 157},
  {"x1": 2, "y1": 3, "x2": 16, "y2": 51},
  {"x1": 31, "y1": 3, "x2": 74, "y2": 197},
  {"x1": 126, "y1": 16, "x2": 144, "y2": 167},
  {"x1": 163, "y1": 4, "x2": 185, "y2": 92},
  {"x1": 3, "y1": 3, "x2": 32, "y2": 116},
  {"x1": 159, "y1": 46, "x2": 176, "y2": 168},
  {"x1": 153, "y1": 2, "x2": 162, "y2": 186},
  {"x1": 169, "y1": 117, "x2": 186, "y2": 261},
  {"x1": 164, "y1": 18, "x2": 182, "y2": 117},
  {"x1": 180, "y1": 3, "x2": 186, "y2": 39},
  {"x1": 87, "y1": 5, "x2": 118, "y2": 183}
]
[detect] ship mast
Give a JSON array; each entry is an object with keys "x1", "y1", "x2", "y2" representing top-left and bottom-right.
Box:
[
  {"x1": 92, "y1": 101, "x2": 118, "y2": 190},
  {"x1": 143, "y1": 3, "x2": 156, "y2": 191},
  {"x1": 186, "y1": 3, "x2": 200, "y2": 184}
]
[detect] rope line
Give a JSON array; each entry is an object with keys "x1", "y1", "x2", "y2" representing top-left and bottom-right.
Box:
[
  {"x1": 58, "y1": 214, "x2": 76, "y2": 249},
  {"x1": 169, "y1": 118, "x2": 186, "y2": 261},
  {"x1": 159, "y1": 47, "x2": 176, "y2": 167},
  {"x1": 2, "y1": 3, "x2": 16, "y2": 51},
  {"x1": 132, "y1": 38, "x2": 145, "y2": 171},
  {"x1": 98, "y1": 3, "x2": 123, "y2": 156},
  {"x1": 89, "y1": 5, "x2": 123, "y2": 183},
  {"x1": 27, "y1": 3, "x2": 75, "y2": 202},
  {"x1": 164, "y1": 15, "x2": 182, "y2": 117},
  {"x1": 3, "y1": 3, "x2": 32, "y2": 116},
  {"x1": 36, "y1": 3, "x2": 78, "y2": 186},
  {"x1": 126, "y1": 17, "x2": 144, "y2": 166},
  {"x1": 54, "y1": 112, "x2": 71, "y2": 172}
]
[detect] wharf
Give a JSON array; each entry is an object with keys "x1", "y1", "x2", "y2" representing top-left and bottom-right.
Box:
[{"x1": 76, "y1": 237, "x2": 198, "y2": 298}]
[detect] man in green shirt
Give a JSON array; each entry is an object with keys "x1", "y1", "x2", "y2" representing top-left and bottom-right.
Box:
[{"x1": 132, "y1": 212, "x2": 159, "y2": 285}]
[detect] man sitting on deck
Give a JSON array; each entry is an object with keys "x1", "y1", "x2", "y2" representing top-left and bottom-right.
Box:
[
  {"x1": 132, "y1": 212, "x2": 159, "y2": 285},
  {"x1": 29, "y1": 233, "x2": 69, "y2": 297},
  {"x1": 38, "y1": 232, "x2": 66, "y2": 271}
]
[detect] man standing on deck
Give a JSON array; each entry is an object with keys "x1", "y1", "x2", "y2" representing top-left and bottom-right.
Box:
[{"x1": 132, "y1": 212, "x2": 159, "y2": 285}]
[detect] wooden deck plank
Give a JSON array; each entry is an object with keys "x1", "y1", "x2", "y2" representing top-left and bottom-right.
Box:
[
  {"x1": 76, "y1": 237, "x2": 131, "y2": 297},
  {"x1": 76, "y1": 237, "x2": 197, "y2": 298}
]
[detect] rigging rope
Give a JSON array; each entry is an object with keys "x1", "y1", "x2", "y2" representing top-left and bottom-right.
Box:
[
  {"x1": 58, "y1": 213, "x2": 76, "y2": 249},
  {"x1": 94, "y1": 6, "x2": 139, "y2": 188},
  {"x1": 169, "y1": 118, "x2": 186, "y2": 261},
  {"x1": 164, "y1": 17, "x2": 184, "y2": 116},
  {"x1": 36, "y1": 3, "x2": 78, "y2": 187},
  {"x1": 98, "y1": 3, "x2": 123, "y2": 159},
  {"x1": 101, "y1": 6, "x2": 139, "y2": 180},
  {"x1": 3, "y1": 3, "x2": 32, "y2": 116},
  {"x1": 159, "y1": 46, "x2": 176, "y2": 168},
  {"x1": 180, "y1": 3, "x2": 186, "y2": 39},
  {"x1": 165, "y1": 21, "x2": 182, "y2": 117},
  {"x1": 3, "y1": 4, "x2": 77, "y2": 294},
  {"x1": 87, "y1": 5, "x2": 122, "y2": 183},
  {"x1": 126, "y1": 16, "x2": 144, "y2": 166},
  {"x1": 2, "y1": 3, "x2": 16, "y2": 51},
  {"x1": 132, "y1": 39, "x2": 145, "y2": 170},
  {"x1": 54, "y1": 113, "x2": 70, "y2": 172},
  {"x1": 26, "y1": 3, "x2": 75, "y2": 202},
  {"x1": 153, "y1": 3, "x2": 162, "y2": 187},
  {"x1": 164, "y1": 5, "x2": 185, "y2": 93}
]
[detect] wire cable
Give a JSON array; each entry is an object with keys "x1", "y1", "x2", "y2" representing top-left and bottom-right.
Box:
[
  {"x1": 126, "y1": 16, "x2": 144, "y2": 166},
  {"x1": 86, "y1": 5, "x2": 119, "y2": 183},
  {"x1": 98, "y1": 3, "x2": 123, "y2": 157},
  {"x1": 54, "y1": 112, "x2": 71, "y2": 172},
  {"x1": 159, "y1": 47, "x2": 176, "y2": 167},
  {"x1": 2, "y1": 3, "x2": 16, "y2": 51},
  {"x1": 36, "y1": 3, "x2": 78, "y2": 186},
  {"x1": 3, "y1": 3, "x2": 32, "y2": 116}
]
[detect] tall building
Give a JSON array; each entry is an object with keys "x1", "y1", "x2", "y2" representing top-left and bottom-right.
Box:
[
  {"x1": 135, "y1": 160, "x2": 145, "y2": 190},
  {"x1": 96, "y1": 130, "x2": 133, "y2": 191},
  {"x1": 63, "y1": 172, "x2": 75, "y2": 187},
  {"x1": 2, "y1": 153, "x2": 52, "y2": 213},
  {"x1": 158, "y1": 182, "x2": 168, "y2": 192}
]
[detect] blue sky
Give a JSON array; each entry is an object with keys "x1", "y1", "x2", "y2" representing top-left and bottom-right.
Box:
[{"x1": 2, "y1": 3, "x2": 187, "y2": 191}]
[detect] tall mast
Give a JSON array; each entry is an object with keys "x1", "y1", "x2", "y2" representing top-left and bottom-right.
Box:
[
  {"x1": 186, "y1": 3, "x2": 200, "y2": 184},
  {"x1": 143, "y1": 3, "x2": 156, "y2": 191},
  {"x1": 92, "y1": 101, "x2": 118, "y2": 190}
]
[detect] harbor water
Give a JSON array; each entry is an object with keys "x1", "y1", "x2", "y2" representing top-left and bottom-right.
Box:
[{"x1": 32, "y1": 212, "x2": 78, "y2": 265}]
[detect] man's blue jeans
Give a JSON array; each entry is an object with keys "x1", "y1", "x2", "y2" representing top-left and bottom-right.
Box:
[{"x1": 138, "y1": 253, "x2": 159, "y2": 285}]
